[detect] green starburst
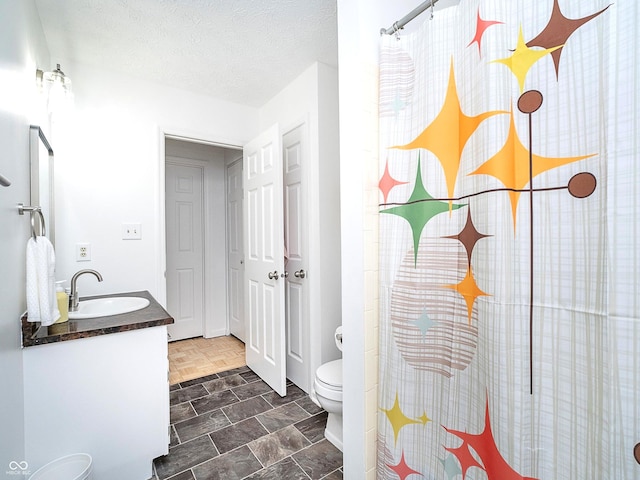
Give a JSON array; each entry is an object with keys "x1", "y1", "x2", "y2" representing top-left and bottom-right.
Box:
[{"x1": 381, "y1": 155, "x2": 464, "y2": 266}]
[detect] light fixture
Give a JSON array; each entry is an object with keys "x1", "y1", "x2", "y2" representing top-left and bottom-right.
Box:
[
  {"x1": 36, "y1": 64, "x2": 72, "y2": 93},
  {"x1": 36, "y1": 63, "x2": 72, "y2": 115}
]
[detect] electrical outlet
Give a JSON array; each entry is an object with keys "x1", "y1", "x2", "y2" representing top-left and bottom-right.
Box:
[
  {"x1": 76, "y1": 243, "x2": 91, "y2": 261},
  {"x1": 122, "y1": 223, "x2": 142, "y2": 240}
]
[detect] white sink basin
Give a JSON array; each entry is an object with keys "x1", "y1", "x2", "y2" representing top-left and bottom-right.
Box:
[{"x1": 68, "y1": 297, "x2": 150, "y2": 319}]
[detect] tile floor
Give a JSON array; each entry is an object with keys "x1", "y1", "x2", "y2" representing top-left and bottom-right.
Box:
[{"x1": 153, "y1": 365, "x2": 343, "y2": 480}]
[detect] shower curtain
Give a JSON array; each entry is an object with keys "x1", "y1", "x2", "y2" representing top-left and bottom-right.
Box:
[{"x1": 378, "y1": 1, "x2": 639, "y2": 479}]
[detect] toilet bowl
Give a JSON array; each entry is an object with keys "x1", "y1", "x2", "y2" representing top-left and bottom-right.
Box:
[{"x1": 311, "y1": 327, "x2": 343, "y2": 451}]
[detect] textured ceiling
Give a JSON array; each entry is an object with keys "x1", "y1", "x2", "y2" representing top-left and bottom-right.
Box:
[{"x1": 34, "y1": 0, "x2": 338, "y2": 107}]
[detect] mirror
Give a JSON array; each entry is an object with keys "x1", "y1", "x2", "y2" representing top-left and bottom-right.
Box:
[{"x1": 29, "y1": 125, "x2": 55, "y2": 246}]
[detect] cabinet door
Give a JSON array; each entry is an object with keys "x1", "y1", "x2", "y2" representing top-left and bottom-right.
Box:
[{"x1": 243, "y1": 124, "x2": 286, "y2": 396}]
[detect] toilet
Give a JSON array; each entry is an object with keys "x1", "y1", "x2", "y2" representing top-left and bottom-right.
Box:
[{"x1": 311, "y1": 326, "x2": 343, "y2": 451}]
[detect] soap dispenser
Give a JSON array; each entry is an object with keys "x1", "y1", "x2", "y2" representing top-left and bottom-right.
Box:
[{"x1": 55, "y1": 281, "x2": 69, "y2": 323}]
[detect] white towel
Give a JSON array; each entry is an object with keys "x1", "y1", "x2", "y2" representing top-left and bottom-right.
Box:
[{"x1": 26, "y1": 236, "x2": 60, "y2": 326}]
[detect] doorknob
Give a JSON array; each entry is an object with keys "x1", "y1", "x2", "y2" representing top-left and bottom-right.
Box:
[
  {"x1": 268, "y1": 270, "x2": 279, "y2": 280},
  {"x1": 294, "y1": 269, "x2": 306, "y2": 279},
  {"x1": 282, "y1": 271, "x2": 289, "y2": 278}
]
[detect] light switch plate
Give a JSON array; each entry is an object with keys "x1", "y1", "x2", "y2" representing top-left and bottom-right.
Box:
[{"x1": 122, "y1": 223, "x2": 142, "y2": 240}]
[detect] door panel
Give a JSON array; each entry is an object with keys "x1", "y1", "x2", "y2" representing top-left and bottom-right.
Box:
[
  {"x1": 248, "y1": 279, "x2": 259, "y2": 350},
  {"x1": 263, "y1": 183, "x2": 276, "y2": 261},
  {"x1": 283, "y1": 124, "x2": 308, "y2": 391},
  {"x1": 263, "y1": 283, "x2": 276, "y2": 362},
  {"x1": 287, "y1": 282, "x2": 303, "y2": 362},
  {"x1": 243, "y1": 124, "x2": 286, "y2": 396},
  {"x1": 166, "y1": 163, "x2": 205, "y2": 341},
  {"x1": 177, "y1": 269, "x2": 194, "y2": 318},
  {"x1": 227, "y1": 159, "x2": 245, "y2": 341}
]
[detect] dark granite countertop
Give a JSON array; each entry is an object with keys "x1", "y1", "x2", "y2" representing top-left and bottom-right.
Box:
[{"x1": 21, "y1": 290, "x2": 174, "y2": 347}]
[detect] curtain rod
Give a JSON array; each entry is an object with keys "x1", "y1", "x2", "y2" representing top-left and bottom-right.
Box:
[{"x1": 380, "y1": 0, "x2": 440, "y2": 36}]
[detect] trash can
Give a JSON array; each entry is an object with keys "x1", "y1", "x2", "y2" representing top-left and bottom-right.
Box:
[{"x1": 28, "y1": 453, "x2": 92, "y2": 480}]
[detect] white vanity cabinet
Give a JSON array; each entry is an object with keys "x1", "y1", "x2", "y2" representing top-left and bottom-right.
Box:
[{"x1": 23, "y1": 325, "x2": 169, "y2": 480}]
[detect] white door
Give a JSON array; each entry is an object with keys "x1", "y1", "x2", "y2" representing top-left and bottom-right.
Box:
[
  {"x1": 283, "y1": 124, "x2": 309, "y2": 391},
  {"x1": 227, "y1": 158, "x2": 245, "y2": 341},
  {"x1": 166, "y1": 162, "x2": 205, "y2": 341},
  {"x1": 243, "y1": 124, "x2": 286, "y2": 396}
]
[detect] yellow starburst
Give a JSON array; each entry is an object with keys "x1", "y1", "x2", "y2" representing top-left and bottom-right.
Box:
[
  {"x1": 380, "y1": 393, "x2": 426, "y2": 444},
  {"x1": 492, "y1": 26, "x2": 563, "y2": 92},
  {"x1": 418, "y1": 412, "x2": 431, "y2": 425}
]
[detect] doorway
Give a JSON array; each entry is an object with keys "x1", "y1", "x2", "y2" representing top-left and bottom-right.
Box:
[
  {"x1": 164, "y1": 137, "x2": 241, "y2": 342},
  {"x1": 163, "y1": 126, "x2": 318, "y2": 396}
]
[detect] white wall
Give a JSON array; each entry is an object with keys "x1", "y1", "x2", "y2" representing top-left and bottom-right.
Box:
[
  {"x1": 315, "y1": 63, "x2": 342, "y2": 367},
  {"x1": 0, "y1": 0, "x2": 50, "y2": 472},
  {"x1": 52, "y1": 62, "x2": 259, "y2": 307}
]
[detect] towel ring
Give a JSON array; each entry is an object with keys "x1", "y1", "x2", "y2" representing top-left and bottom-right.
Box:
[{"x1": 18, "y1": 203, "x2": 46, "y2": 240}]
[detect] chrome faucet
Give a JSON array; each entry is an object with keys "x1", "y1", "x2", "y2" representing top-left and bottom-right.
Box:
[{"x1": 69, "y1": 269, "x2": 103, "y2": 311}]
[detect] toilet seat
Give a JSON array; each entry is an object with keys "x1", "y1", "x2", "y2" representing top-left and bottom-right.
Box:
[
  {"x1": 314, "y1": 359, "x2": 342, "y2": 401},
  {"x1": 316, "y1": 359, "x2": 342, "y2": 387}
]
